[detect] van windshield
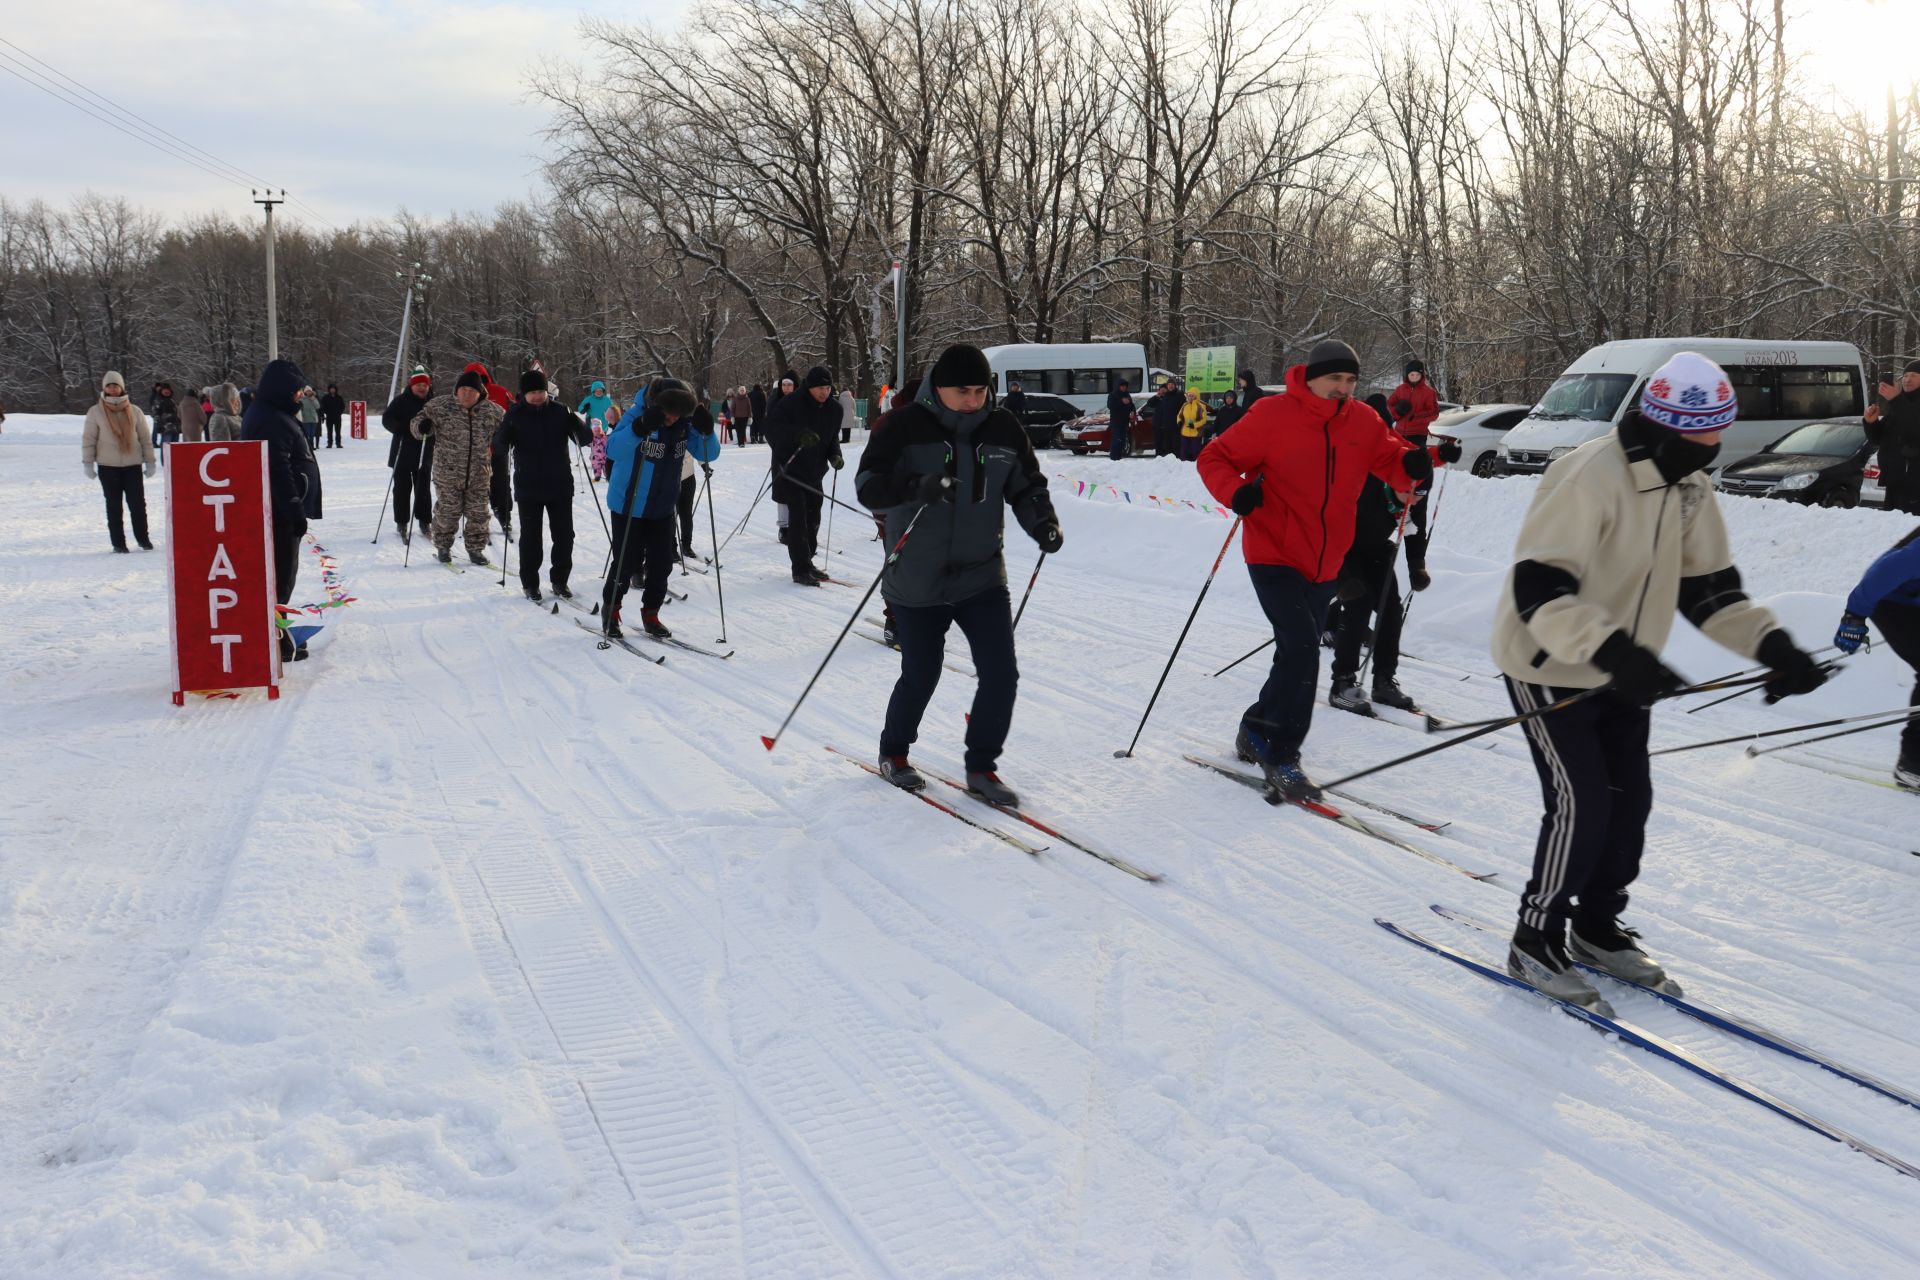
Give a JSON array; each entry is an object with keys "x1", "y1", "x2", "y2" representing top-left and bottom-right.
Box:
[{"x1": 1531, "y1": 373, "x2": 1636, "y2": 422}]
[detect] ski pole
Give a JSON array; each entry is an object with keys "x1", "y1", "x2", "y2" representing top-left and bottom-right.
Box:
[
  {"x1": 1746, "y1": 709, "x2": 1920, "y2": 758},
  {"x1": 1315, "y1": 687, "x2": 1603, "y2": 791},
  {"x1": 1115, "y1": 513, "x2": 1245, "y2": 760},
  {"x1": 703, "y1": 463, "x2": 728, "y2": 643},
  {"x1": 1356, "y1": 501, "x2": 1412, "y2": 690},
  {"x1": 761, "y1": 492, "x2": 941, "y2": 751},
  {"x1": 1652, "y1": 706, "x2": 1920, "y2": 758},
  {"x1": 768, "y1": 470, "x2": 872, "y2": 522},
  {"x1": 372, "y1": 466, "x2": 397, "y2": 544},
  {"x1": 575, "y1": 437, "x2": 613, "y2": 544},
  {"x1": 600, "y1": 432, "x2": 649, "y2": 636},
  {"x1": 1684, "y1": 647, "x2": 1839, "y2": 713},
  {"x1": 824, "y1": 466, "x2": 839, "y2": 559},
  {"x1": 1211, "y1": 637, "x2": 1273, "y2": 678},
  {"x1": 499, "y1": 520, "x2": 512, "y2": 589},
  {"x1": 718, "y1": 455, "x2": 784, "y2": 553},
  {"x1": 1012, "y1": 552, "x2": 1047, "y2": 631}
]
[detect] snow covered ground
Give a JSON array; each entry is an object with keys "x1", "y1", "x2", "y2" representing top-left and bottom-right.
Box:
[{"x1": 4, "y1": 410, "x2": 1920, "y2": 1278}]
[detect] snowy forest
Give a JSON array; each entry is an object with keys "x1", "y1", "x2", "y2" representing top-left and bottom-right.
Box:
[{"x1": 2, "y1": 0, "x2": 1918, "y2": 412}]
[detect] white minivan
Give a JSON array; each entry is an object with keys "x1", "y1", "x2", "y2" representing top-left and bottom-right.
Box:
[
  {"x1": 982, "y1": 342, "x2": 1151, "y2": 416},
  {"x1": 1500, "y1": 338, "x2": 1865, "y2": 474}
]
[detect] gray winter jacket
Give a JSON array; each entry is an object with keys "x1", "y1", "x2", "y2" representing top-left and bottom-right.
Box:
[{"x1": 856, "y1": 382, "x2": 1056, "y2": 608}]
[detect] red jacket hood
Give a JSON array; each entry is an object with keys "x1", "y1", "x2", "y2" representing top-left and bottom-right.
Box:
[
  {"x1": 464, "y1": 361, "x2": 513, "y2": 411},
  {"x1": 1197, "y1": 364, "x2": 1423, "y2": 581}
]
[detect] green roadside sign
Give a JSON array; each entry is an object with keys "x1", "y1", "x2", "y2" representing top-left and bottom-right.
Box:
[{"x1": 1184, "y1": 346, "x2": 1237, "y2": 394}]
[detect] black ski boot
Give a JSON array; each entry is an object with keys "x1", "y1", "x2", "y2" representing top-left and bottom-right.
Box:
[
  {"x1": 879, "y1": 753, "x2": 925, "y2": 792},
  {"x1": 967, "y1": 771, "x2": 1020, "y2": 808},
  {"x1": 1262, "y1": 757, "x2": 1323, "y2": 803},
  {"x1": 551, "y1": 583, "x2": 573, "y2": 599},
  {"x1": 1328, "y1": 677, "x2": 1373, "y2": 715},
  {"x1": 1896, "y1": 752, "x2": 1920, "y2": 793},
  {"x1": 1370, "y1": 679, "x2": 1418, "y2": 711},
  {"x1": 809, "y1": 565, "x2": 830, "y2": 583},
  {"x1": 791, "y1": 570, "x2": 821, "y2": 586},
  {"x1": 640, "y1": 609, "x2": 671, "y2": 639},
  {"x1": 436, "y1": 547, "x2": 453, "y2": 564},
  {"x1": 524, "y1": 584, "x2": 544, "y2": 603},
  {"x1": 602, "y1": 613, "x2": 624, "y2": 640},
  {"x1": 468, "y1": 548, "x2": 490, "y2": 567},
  {"x1": 1508, "y1": 921, "x2": 1614, "y2": 1015},
  {"x1": 1570, "y1": 915, "x2": 1679, "y2": 994},
  {"x1": 418, "y1": 518, "x2": 432, "y2": 541}
]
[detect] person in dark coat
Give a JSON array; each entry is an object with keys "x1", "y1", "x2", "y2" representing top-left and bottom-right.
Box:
[
  {"x1": 1004, "y1": 379, "x2": 1028, "y2": 421},
  {"x1": 855, "y1": 344, "x2": 1063, "y2": 803},
  {"x1": 150, "y1": 381, "x2": 182, "y2": 464},
  {"x1": 493, "y1": 370, "x2": 592, "y2": 602},
  {"x1": 767, "y1": 369, "x2": 801, "y2": 541},
  {"x1": 601, "y1": 380, "x2": 698, "y2": 639},
  {"x1": 1235, "y1": 369, "x2": 1267, "y2": 412},
  {"x1": 1867, "y1": 361, "x2": 1920, "y2": 515},
  {"x1": 320, "y1": 385, "x2": 347, "y2": 448},
  {"x1": 1149, "y1": 382, "x2": 1182, "y2": 456},
  {"x1": 765, "y1": 365, "x2": 845, "y2": 583},
  {"x1": 1105, "y1": 380, "x2": 1136, "y2": 460},
  {"x1": 382, "y1": 367, "x2": 436, "y2": 541},
  {"x1": 749, "y1": 383, "x2": 769, "y2": 443},
  {"x1": 1210, "y1": 390, "x2": 1243, "y2": 441},
  {"x1": 242, "y1": 358, "x2": 324, "y2": 662}
]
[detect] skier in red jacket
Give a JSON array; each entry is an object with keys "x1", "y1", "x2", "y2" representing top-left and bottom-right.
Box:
[
  {"x1": 1388, "y1": 358, "x2": 1442, "y2": 588},
  {"x1": 1198, "y1": 340, "x2": 1444, "y2": 800}
]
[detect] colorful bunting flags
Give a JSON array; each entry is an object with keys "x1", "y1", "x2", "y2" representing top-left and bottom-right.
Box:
[{"x1": 1049, "y1": 473, "x2": 1233, "y2": 520}]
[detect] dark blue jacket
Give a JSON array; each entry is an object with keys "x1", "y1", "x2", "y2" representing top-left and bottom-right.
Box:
[
  {"x1": 242, "y1": 358, "x2": 323, "y2": 529},
  {"x1": 1847, "y1": 529, "x2": 1920, "y2": 616},
  {"x1": 494, "y1": 399, "x2": 591, "y2": 503},
  {"x1": 606, "y1": 398, "x2": 689, "y2": 520}
]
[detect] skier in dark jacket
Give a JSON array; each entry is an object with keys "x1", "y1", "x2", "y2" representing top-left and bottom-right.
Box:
[
  {"x1": 1105, "y1": 380, "x2": 1136, "y2": 460},
  {"x1": 855, "y1": 343, "x2": 1064, "y2": 804},
  {"x1": 1833, "y1": 526, "x2": 1920, "y2": 789},
  {"x1": 320, "y1": 385, "x2": 347, "y2": 448},
  {"x1": 493, "y1": 370, "x2": 592, "y2": 602},
  {"x1": 1866, "y1": 361, "x2": 1920, "y2": 515},
  {"x1": 1149, "y1": 382, "x2": 1182, "y2": 456},
  {"x1": 242, "y1": 358, "x2": 324, "y2": 663},
  {"x1": 765, "y1": 366, "x2": 845, "y2": 583},
  {"x1": 382, "y1": 367, "x2": 435, "y2": 540},
  {"x1": 602, "y1": 379, "x2": 698, "y2": 639}
]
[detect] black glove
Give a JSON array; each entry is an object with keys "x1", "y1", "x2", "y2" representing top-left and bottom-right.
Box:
[
  {"x1": 1336, "y1": 575, "x2": 1368, "y2": 604},
  {"x1": 1401, "y1": 448, "x2": 1434, "y2": 482},
  {"x1": 1035, "y1": 520, "x2": 1064, "y2": 554},
  {"x1": 912, "y1": 473, "x2": 952, "y2": 504},
  {"x1": 798, "y1": 430, "x2": 819, "y2": 449},
  {"x1": 1231, "y1": 477, "x2": 1265, "y2": 516},
  {"x1": 1592, "y1": 630, "x2": 1687, "y2": 706},
  {"x1": 1758, "y1": 630, "x2": 1827, "y2": 700},
  {"x1": 1436, "y1": 440, "x2": 1462, "y2": 464},
  {"x1": 830, "y1": 453, "x2": 844, "y2": 471}
]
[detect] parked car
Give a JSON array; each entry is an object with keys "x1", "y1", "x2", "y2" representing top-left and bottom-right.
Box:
[
  {"x1": 1058, "y1": 408, "x2": 1154, "y2": 456},
  {"x1": 1428, "y1": 403, "x2": 1530, "y2": 476},
  {"x1": 1010, "y1": 392, "x2": 1084, "y2": 448},
  {"x1": 1712, "y1": 416, "x2": 1874, "y2": 507},
  {"x1": 1862, "y1": 451, "x2": 1885, "y2": 508}
]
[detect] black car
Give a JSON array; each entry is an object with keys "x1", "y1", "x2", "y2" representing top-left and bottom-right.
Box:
[
  {"x1": 1713, "y1": 417, "x2": 1873, "y2": 508},
  {"x1": 1008, "y1": 393, "x2": 1084, "y2": 448}
]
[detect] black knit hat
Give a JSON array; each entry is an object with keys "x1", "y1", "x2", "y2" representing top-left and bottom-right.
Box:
[
  {"x1": 519, "y1": 369, "x2": 548, "y2": 394},
  {"x1": 1404, "y1": 358, "x2": 1426, "y2": 377},
  {"x1": 1906, "y1": 359, "x2": 1920, "y2": 376},
  {"x1": 1304, "y1": 340, "x2": 1360, "y2": 382},
  {"x1": 803, "y1": 365, "x2": 834, "y2": 390},
  {"x1": 929, "y1": 343, "x2": 993, "y2": 388},
  {"x1": 455, "y1": 370, "x2": 487, "y2": 394},
  {"x1": 652, "y1": 378, "x2": 697, "y2": 420}
]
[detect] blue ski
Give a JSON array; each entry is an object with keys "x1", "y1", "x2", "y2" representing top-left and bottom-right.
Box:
[
  {"x1": 1378, "y1": 918, "x2": 1920, "y2": 1181},
  {"x1": 1429, "y1": 904, "x2": 1920, "y2": 1114}
]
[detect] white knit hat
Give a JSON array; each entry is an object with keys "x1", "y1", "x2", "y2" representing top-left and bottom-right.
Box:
[
  {"x1": 102, "y1": 370, "x2": 125, "y2": 391},
  {"x1": 1639, "y1": 353, "x2": 1737, "y2": 433}
]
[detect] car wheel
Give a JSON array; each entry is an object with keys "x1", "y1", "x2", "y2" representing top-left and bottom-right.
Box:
[
  {"x1": 1470, "y1": 451, "x2": 1499, "y2": 477},
  {"x1": 1818, "y1": 487, "x2": 1849, "y2": 508}
]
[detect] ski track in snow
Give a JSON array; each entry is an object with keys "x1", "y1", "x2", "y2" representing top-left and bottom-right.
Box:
[{"x1": 4, "y1": 413, "x2": 1920, "y2": 1277}]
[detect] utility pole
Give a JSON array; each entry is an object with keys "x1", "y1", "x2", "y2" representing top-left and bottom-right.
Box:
[
  {"x1": 387, "y1": 263, "x2": 433, "y2": 405},
  {"x1": 252, "y1": 190, "x2": 286, "y2": 360}
]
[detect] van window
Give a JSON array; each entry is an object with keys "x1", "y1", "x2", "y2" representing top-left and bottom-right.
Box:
[
  {"x1": 1534, "y1": 373, "x2": 1635, "y2": 422},
  {"x1": 1777, "y1": 367, "x2": 1861, "y2": 419},
  {"x1": 1010, "y1": 368, "x2": 1072, "y2": 396},
  {"x1": 1072, "y1": 369, "x2": 1110, "y2": 395}
]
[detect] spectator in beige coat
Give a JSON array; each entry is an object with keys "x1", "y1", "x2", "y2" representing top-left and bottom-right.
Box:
[{"x1": 81, "y1": 370, "x2": 158, "y2": 552}]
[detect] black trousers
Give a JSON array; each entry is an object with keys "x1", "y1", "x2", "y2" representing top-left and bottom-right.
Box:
[
  {"x1": 393, "y1": 461, "x2": 433, "y2": 528},
  {"x1": 490, "y1": 457, "x2": 513, "y2": 528},
  {"x1": 881, "y1": 586, "x2": 1018, "y2": 774},
  {"x1": 98, "y1": 465, "x2": 150, "y2": 549},
  {"x1": 1885, "y1": 483, "x2": 1920, "y2": 516},
  {"x1": 1242, "y1": 564, "x2": 1338, "y2": 763},
  {"x1": 1506, "y1": 678, "x2": 1654, "y2": 932},
  {"x1": 603, "y1": 510, "x2": 677, "y2": 618},
  {"x1": 1331, "y1": 556, "x2": 1403, "y2": 686},
  {"x1": 677, "y1": 473, "x2": 698, "y2": 552},
  {"x1": 786, "y1": 488, "x2": 823, "y2": 576},
  {"x1": 517, "y1": 496, "x2": 576, "y2": 592},
  {"x1": 1874, "y1": 601, "x2": 1920, "y2": 760}
]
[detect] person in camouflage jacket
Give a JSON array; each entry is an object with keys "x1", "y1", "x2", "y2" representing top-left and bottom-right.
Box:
[{"x1": 412, "y1": 369, "x2": 504, "y2": 563}]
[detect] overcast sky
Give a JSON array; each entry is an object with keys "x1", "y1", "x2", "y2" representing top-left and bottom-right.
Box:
[{"x1": 2, "y1": 0, "x2": 1913, "y2": 235}]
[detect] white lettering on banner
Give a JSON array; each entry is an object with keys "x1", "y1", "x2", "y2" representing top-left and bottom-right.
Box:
[
  {"x1": 206, "y1": 544, "x2": 236, "y2": 582},
  {"x1": 203, "y1": 493, "x2": 235, "y2": 532},
  {"x1": 211, "y1": 634, "x2": 241, "y2": 673},
  {"x1": 208, "y1": 587, "x2": 238, "y2": 630},
  {"x1": 198, "y1": 447, "x2": 232, "y2": 488}
]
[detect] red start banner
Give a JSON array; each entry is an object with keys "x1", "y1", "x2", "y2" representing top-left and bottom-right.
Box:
[
  {"x1": 165, "y1": 441, "x2": 280, "y2": 704},
  {"x1": 350, "y1": 400, "x2": 368, "y2": 440}
]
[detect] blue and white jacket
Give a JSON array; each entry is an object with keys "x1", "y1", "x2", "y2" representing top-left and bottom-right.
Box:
[
  {"x1": 606, "y1": 397, "x2": 690, "y2": 520},
  {"x1": 1846, "y1": 529, "x2": 1920, "y2": 617}
]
